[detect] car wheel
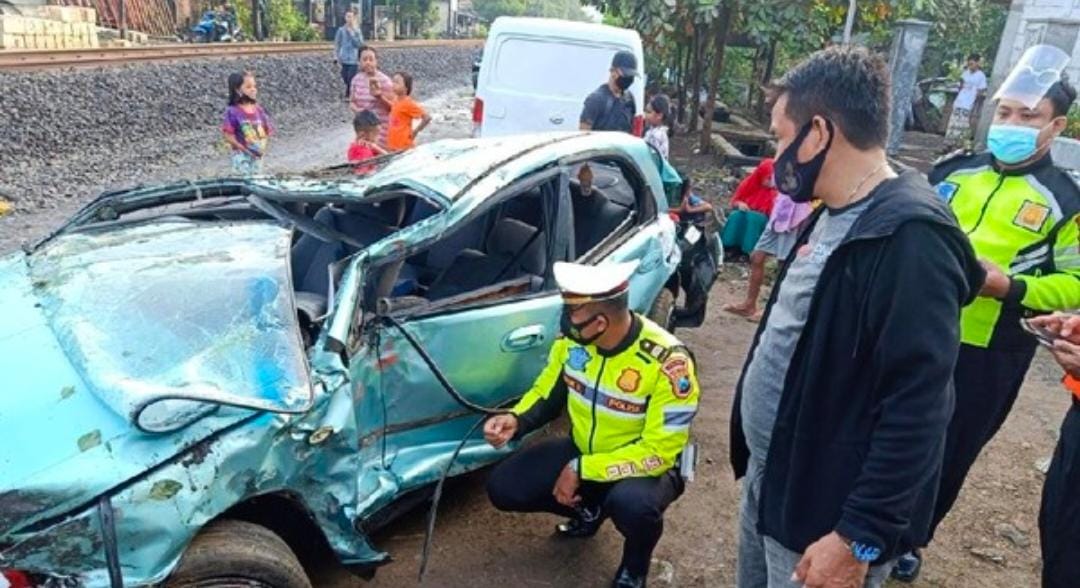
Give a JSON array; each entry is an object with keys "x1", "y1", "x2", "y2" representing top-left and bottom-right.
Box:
[
  {"x1": 166, "y1": 519, "x2": 312, "y2": 588},
  {"x1": 647, "y1": 288, "x2": 676, "y2": 332}
]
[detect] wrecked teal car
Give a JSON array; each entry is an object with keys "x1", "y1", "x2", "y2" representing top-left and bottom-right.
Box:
[{"x1": 0, "y1": 132, "x2": 716, "y2": 586}]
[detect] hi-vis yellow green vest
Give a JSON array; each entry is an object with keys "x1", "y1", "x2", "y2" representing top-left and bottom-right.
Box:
[
  {"x1": 929, "y1": 152, "x2": 1080, "y2": 349},
  {"x1": 511, "y1": 315, "x2": 699, "y2": 482}
]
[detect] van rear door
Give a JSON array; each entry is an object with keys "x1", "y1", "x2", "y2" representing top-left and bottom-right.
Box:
[{"x1": 478, "y1": 35, "x2": 639, "y2": 137}]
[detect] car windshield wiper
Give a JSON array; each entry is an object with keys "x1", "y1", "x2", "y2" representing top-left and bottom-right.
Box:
[{"x1": 246, "y1": 194, "x2": 368, "y2": 249}]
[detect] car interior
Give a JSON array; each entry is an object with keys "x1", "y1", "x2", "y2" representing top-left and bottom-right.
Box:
[{"x1": 287, "y1": 158, "x2": 646, "y2": 346}]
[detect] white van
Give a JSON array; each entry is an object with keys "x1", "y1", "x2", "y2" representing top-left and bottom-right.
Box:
[{"x1": 473, "y1": 17, "x2": 646, "y2": 138}]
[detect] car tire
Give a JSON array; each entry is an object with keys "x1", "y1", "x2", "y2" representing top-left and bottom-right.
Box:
[
  {"x1": 647, "y1": 288, "x2": 677, "y2": 332},
  {"x1": 165, "y1": 519, "x2": 312, "y2": 588}
]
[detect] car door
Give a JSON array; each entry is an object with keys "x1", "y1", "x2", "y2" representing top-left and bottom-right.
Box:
[
  {"x1": 353, "y1": 172, "x2": 574, "y2": 497},
  {"x1": 569, "y1": 158, "x2": 678, "y2": 315},
  {"x1": 480, "y1": 35, "x2": 640, "y2": 137}
]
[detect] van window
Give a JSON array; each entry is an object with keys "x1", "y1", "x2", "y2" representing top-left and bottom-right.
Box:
[{"x1": 492, "y1": 37, "x2": 629, "y2": 97}]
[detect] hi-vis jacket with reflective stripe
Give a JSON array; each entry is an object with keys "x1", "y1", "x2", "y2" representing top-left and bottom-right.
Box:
[
  {"x1": 511, "y1": 314, "x2": 699, "y2": 482},
  {"x1": 930, "y1": 152, "x2": 1080, "y2": 350}
]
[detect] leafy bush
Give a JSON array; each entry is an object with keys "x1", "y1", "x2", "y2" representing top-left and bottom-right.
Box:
[
  {"x1": 232, "y1": 0, "x2": 318, "y2": 41},
  {"x1": 268, "y1": 0, "x2": 318, "y2": 41},
  {"x1": 1065, "y1": 105, "x2": 1080, "y2": 140}
]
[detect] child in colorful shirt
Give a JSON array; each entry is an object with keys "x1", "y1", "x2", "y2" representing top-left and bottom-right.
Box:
[
  {"x1": 222, "y1": 71, "x2": 273, "y2": 175},
  {"x1": 644, "y1": 94, "x2": 672, "y2": 159},
  {"x1": 348, "y1": 110, "x2": 388, "y2": 174},
  {"x1": 385, "y1": 72, "x2": 432, "y2": 152}
]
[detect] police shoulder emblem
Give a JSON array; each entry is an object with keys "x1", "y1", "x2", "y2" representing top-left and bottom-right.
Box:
[
  {"x1": 638, "y1": 339, "x2": 669, "y2": 363},
  {"x1": 1013, "y1": 200, "x2": 1051, "y2": 233},
  {"x1": 617, "y1": 368, "x2": 641, "y2": 393},
  {"x1": 661, "y1": 354, "x2": 694, "y2": 398}
]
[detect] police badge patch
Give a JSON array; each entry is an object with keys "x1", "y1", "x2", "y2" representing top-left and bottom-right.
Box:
[
  {"x1": 1013, "y1": 200, "x2": 1050, "y2": 233},
  {"x1": 936, "y1": 181, "x2": 959, "y2": 202},
  {"x1": 567, "y1": 346, "x2": 592, "y2": 371},
  {"x1": 617, "y1": 368, "x2": 641, "y2": 393}
]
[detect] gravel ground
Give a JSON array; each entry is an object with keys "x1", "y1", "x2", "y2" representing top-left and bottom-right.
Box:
[{"x1": 0, "y1": 46, "x2": 477, "y2": 252}]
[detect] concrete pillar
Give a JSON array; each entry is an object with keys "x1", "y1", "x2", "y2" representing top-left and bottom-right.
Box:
[
  {"x1": 886, "y1": 19, "x2": 932, "y2": 155},
  {"x1": 974, "y1": 0, "x2": 1026, "y2": 148}
]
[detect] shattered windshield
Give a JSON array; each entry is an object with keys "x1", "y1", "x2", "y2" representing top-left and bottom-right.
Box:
[{"x1": 28, "y1": 221, "x2": 313, "y2": 433}]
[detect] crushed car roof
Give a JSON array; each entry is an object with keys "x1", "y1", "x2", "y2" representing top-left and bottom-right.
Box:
[{"x1": 262, "y1": 131, "x2": 654, "y2": 204}]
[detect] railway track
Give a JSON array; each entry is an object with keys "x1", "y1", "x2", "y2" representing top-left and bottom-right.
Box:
[{"x1": 0, "y1": 38, "x2": 482, "y2": 71}]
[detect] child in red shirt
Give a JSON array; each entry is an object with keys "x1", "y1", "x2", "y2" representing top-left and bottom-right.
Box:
[{"x1": 348, "y1": 110, "x2": 387, "y2": 174}]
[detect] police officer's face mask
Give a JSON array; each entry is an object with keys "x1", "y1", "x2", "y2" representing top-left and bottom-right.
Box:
[{"x1": 561, "y1": 306, "x2": 607, "y2": 346}]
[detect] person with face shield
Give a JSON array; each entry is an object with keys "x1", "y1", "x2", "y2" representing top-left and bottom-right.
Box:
[
  {"x1": 579, "y1": 50, "x2": 638, "y2": 133},
  {"x1": 729, "y1": 46, "x2": 983, "y2": 588},
  {"x1": 483, "y1": 261, "x2": 699, "y2": 588},
  {"x1": 893, "y1": 45, "x2": 1080, "y2": 583}
]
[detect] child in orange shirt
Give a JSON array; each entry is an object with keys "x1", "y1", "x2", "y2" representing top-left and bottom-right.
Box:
[{"x1": 386, "y1": 72, "x2": 432, "y2": 151}]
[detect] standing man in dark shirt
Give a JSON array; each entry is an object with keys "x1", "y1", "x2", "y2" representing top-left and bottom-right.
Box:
[
  {"x1": 333, "y1": 9, "x2": 364, "y2": 100},
  {"x1": 730, "y1": 46, "x2": 983, "y2": 587},
  {"x1": 580, "y1": 50, "x2": 638, "y2": 133}
]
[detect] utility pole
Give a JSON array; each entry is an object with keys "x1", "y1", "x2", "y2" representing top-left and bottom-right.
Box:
[
  {"x1": 843, "y1": 0, "x2": 856, "y2": 44},
  {"x1": 119, "y1": 0, "x2": 127, "y2": 41}
]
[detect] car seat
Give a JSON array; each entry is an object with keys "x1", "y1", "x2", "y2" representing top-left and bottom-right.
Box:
[{"x1": 426, "y1": 217, "x2": 547, "y2": 300}]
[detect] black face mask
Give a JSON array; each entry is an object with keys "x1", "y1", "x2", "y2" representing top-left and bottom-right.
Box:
[
  {"x1": 615, "y1": 75, "x2": 634, "y2": 91},
  {"x1": 561, "y1": 307, "x2": 606, "y2": 346},
  {"x1": 773, "y1": 119, "x2": 834, "y2": 203}
]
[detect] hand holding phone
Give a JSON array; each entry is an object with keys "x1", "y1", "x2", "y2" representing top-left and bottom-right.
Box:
[{"x1": 1022, "y1": 317, "x2": 1061, "y2": 348}]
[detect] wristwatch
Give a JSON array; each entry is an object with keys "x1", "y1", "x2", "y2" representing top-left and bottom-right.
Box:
[{"x1": 840, "y1": 535, "x2": 881, "y2": 563}]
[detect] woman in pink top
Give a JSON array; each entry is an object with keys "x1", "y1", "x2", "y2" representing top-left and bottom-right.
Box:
[
  {"x1": 723, "y1": 192, "x2": 815, "y2": 321},
  {"x1": 350, "y1": 45, "x2": 393, "y2": 147}
]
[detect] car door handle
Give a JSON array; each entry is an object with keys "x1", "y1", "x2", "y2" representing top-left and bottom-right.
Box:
[
  {"x1": 502, "y1": 325, "x2": 546, "y2": 352},
  {"x1": 549, "y1": 115, "x2": 565, "y2": 125}
]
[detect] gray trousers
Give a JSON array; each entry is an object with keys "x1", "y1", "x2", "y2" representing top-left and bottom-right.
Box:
[{"x1": 737, "y1": 459, "x2": 895, "y2": 588}]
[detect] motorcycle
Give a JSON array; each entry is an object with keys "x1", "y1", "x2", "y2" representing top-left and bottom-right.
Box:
[
  {"x1": 189, "y1": 10, "x2": 243, "y2": 43},
  {"x1": 671, "y1": 209, "x2": 723, "y2": 328}
]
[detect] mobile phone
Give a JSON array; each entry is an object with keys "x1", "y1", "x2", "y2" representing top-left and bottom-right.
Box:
[{"x1": 1021, "y1": 317, "x2": 1059, "y2": 347}]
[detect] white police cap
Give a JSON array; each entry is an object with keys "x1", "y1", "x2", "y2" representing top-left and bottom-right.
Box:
[{"x1": 553, "y1": 260, "x2": 640, "y2": 304}]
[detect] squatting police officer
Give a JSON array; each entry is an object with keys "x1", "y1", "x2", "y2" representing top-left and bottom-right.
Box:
[{"x1": 484, "y1": 260, "x2": 700, "y2": 588}]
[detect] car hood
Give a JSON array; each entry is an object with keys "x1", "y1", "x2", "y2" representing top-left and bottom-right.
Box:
[{"x1": 0, "y1": 221, "x2": 312, "y2": 535}]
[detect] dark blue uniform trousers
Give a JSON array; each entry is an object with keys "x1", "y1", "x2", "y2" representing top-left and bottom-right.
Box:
[{"x1": 486, "y1": 437, "x2": 683, "y2": 577}]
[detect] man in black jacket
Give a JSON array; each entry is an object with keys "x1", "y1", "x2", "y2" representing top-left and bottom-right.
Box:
[{"x1": 730, "y1": 46, "x2": 984, "y2": 587}]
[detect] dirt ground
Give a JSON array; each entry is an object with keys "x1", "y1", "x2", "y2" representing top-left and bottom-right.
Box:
[{"x1": 305, "y1": 134, "x2": 1070, "y2": 587}]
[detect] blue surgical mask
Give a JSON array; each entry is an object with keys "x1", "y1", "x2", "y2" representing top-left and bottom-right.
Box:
[{"x1": 988, "y1": 124, "x2": 1042, "y2": 165}]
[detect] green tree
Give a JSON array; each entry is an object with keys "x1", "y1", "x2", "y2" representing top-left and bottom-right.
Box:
[
  {"x1": 388, "y1": 0, "x2": 438, "y2": 36},
  {"x1": 473, "y1": 0, "x2": 588, "y2": 22}
]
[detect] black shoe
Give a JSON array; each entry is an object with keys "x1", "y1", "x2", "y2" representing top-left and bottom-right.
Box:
[
  {"x1": 611, "y1": 567, "x2": 646, "y2": 588},
  {"x1": 555, "y1": 505, "x2": 603, "y2": 538},
  {"x1": 891, "y1": 549, "x2": 922, "y2": 583}
]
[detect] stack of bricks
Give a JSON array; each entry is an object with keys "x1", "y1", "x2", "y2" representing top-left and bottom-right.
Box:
[{"x1": 0, "y1": 7, "x2": 100, "y2": 50}]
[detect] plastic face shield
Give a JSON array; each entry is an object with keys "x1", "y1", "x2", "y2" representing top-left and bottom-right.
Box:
[{"x1": 993, "y1": 44, "x2": 1071, "y2": 109}]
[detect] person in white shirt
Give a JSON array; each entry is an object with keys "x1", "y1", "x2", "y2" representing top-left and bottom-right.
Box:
[{"x1": 945, "y1": 53, "x2": 988, "y2": 145}]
